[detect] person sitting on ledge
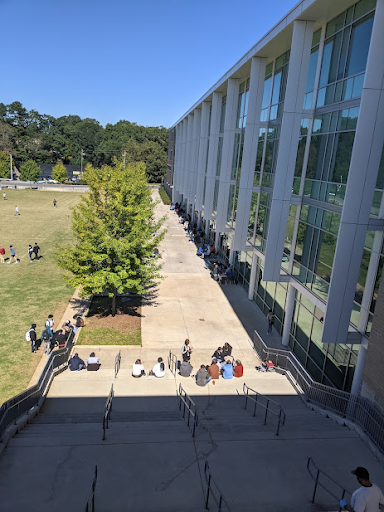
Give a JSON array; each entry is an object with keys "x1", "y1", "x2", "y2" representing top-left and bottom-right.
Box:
[
  {"x1": 132, "y1": 358, "x2": 146, "y2": 378},
  {"x1": 69, "y1": 353, "x2": 86, "y2": 371},
  {"x1": 179, "y1": 360, "x2": 193, "y2": 377},
  {"x1": 150, "y1": 357, "x2": 166, "y2": 378},
  {"x1": 86, "y1": 352, "x2": 101, "y2": 371}
]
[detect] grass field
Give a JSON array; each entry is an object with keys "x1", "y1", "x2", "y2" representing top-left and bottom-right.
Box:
[{"x1": 0, "y1": 188, "x2": 82, "y2": 404}]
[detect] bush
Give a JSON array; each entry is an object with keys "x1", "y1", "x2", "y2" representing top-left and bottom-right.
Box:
[{"x1": 158, "y1": 187, "x2": 171, "y2": 205}]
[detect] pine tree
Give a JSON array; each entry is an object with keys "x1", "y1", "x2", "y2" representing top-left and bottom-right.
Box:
[{"x1": 56, "y1": 161, "x2": 165, "y2": 316}]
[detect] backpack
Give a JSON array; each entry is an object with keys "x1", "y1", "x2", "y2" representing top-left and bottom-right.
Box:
[
  {"x1": 25, "y1": 329, "x2": 32, "y2": 342},
  {"x1": 42, "y1": 329, "x2": 50, "y2": 341}
]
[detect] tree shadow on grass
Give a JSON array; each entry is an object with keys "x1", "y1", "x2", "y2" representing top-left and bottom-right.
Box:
[{"x1": 86, "y1": 295, "x2": 143, "y2": 319}]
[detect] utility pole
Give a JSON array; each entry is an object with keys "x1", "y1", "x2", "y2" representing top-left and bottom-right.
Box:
[
  {"x1": 10, "y1": 153, "x2": 12, "y2": 180},
  {"x1": 80, "y1": 149, "x2": 84, "y2": 177},
  {"x1": 123, "y1": 151, "x2": 126, "y2": 168}
]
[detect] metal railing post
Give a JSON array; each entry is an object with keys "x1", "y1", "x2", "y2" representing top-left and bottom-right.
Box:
[{"x1": 264, "y1": 399, "x2": 269, "y2": 425}]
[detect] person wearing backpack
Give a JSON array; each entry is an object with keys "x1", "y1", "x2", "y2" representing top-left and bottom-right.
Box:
[
  {"x1": 26, "y1": 324, "x2": 37, "y2": 353},
  {"x1": 41, "y1": 326, "x2": 53, "y2": 355}
]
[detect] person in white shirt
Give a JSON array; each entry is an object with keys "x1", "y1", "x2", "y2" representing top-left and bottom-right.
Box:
[
  {"x1": 340, "y1": 466, "x2": 384, "y2": 512},
  {"x1": 150, "y1": 357, "x2": 166, "y2": 378},
  {"x1": 86, "y1": 352, "x2": 101, "y2": 371},
  {"x1": 132, "y1": 359, "x2": 146, "y2": 378}
]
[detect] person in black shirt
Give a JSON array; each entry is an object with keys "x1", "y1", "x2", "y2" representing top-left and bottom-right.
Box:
[
  {"x1": 68, "y1": 353, "x2": 86, "y2": 371},
  {"x1": 29, "y1": 324, "x2": 37, "y2": 353},
  {"x1": 32, "y1": 243, "x2": 40, "y2": 261}
]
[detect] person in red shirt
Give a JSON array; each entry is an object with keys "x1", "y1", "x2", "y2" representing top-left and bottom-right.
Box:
[
  {"x1": 0, "y1": 246, "x2": 5, "y2": 263},
  {"x1": 208, "y1": 359, "x2": 220, "y2": 379},
  {"x1": 233, "y1": 360, "x2": 244, "y2": 378}
]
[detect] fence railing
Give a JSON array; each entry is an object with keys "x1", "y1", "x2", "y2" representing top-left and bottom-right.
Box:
[
  {"x1": 84, "y1": 465, "x2": 98, "y2": 512},
  {"x1": 168, "y1": 350, "x2": 178, "y2": 377},
  {"x1": 307, "y1": 457, "x2": 351, "y2": 511},
  {"x1": 203, "y1": 461, "x2": 231, "y2": 511},
  {"x1": 252, "y1": 331, "x2": 384, "y2": 454},
  {"x1": 0, "y1": 329, "x2": 75, "y2": 440},
  {"x1": 243, "y1": 383, "x2": 286, "y2": 436},
  {"x1": 178, "y1": 383, "x2": 198, "y2": 437},
  {"x1": 102, "y1": 384, "x2": 114, "y2": 441},
  {"x1": 114, "y1": 350, "x2": 121, "y2": 378}
]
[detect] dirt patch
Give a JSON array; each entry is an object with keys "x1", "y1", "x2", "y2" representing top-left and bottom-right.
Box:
[{"x1": 77, "y1": 295, "x2": 142, "y2": 346}]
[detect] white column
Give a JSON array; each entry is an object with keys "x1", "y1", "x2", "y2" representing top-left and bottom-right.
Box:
[
  {"x1": 232, "y1": 57, "x2": 267, "y2": 251},
  {"x1": 351, "y1": 341, "x2": 368, "y2": 396},
  {"x1": 195, "y1": 102, "x2": 210, "y2": 213},
  {"x1": 179, "y1": 120, "x2": 187, "y2": 202},
  {"x1": 204, "y1": 93, "x2": 222, "y2": 223},
  {"x1": 322, "y1": 0, "x2": 384, "y2": 344},
  {"x1": 263, "y1": 20, "x2": 314, "y2": 282},
  {"x1": 282, "y1": 284, "x2": 296, "y2": 346},
  {"x1": 216, "y1": 78, "x2": 239, "y2": 233},
  {"x1": 248, "y1": 253, "x2": 258, "y2": 300},
  {"x1": 189, "y1": 109, "x2": 201, "y2": 210}
]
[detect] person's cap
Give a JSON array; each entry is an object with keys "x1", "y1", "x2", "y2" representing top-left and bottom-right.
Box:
[
  {"x1": 31, "y1": 323, "x2": 37, "y2": 328},
  {"x1": 351, "y1": 467, "x2": 369, "y2": 479},
  {"x1": 65, "y1": 320, "x2": 70, "y2": 324}
]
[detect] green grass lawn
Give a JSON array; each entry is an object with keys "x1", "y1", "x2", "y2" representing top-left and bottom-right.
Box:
[{"x1": 0, "y1": 188, "x2": 82, "y2": 404}]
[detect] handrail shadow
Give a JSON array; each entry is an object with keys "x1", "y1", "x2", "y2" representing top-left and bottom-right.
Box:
[
  {"x1": 307, "y1": 457, "x2": 351, "y2": 511},
  {"x1": 84, "y1": 465, "x2": 98, "y2": 512},
  {"x1": 203, "y1": 461, "x2": 231, "y2": 511}
]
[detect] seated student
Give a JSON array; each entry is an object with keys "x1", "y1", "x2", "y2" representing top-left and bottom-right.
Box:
[
  {"x1": 197, "y1": 246, "x2": 204, "y2": 257},
  {"x1": 86, "y1": 352, "x2": 101, "y2": 371},
  {"x1": 208, "y1": 359, "x2": 220, "y2": 380},
  {"x1": 52, "y1": 329, "x2": 66, "y2": 349},
  {"x1": 68, "y1": 353, "x2": 86, "y2": 371},
  {"x1": 150, "y1": 357, "x2": 166, "y2": 378},
  {"x1": 233, "y1": 359, "x2": 244, "y2": 378},
  {"x1": 62, "y1": 320, "x2": 73, "y2": 338},
  {"x1": 73, "y1": 314, "x2": 85, "y2": 333},
  {"x1": 222, "y1": 360, "x2": 234, "y2": 379},
  {"x1": 132, "y1": 359, "x2": 146, "y2": 378},
  {"x1": 179, "y1": 360, "x2": 193, "y2": 377},
  {"x1": 225, "y1": 267, "x2": 234, "y2": 282},
  {"x1": 196, "y1": 365, "x2": 212, "y2": 387},
  {"x1": 170, "y1": 203, "x2": 175, "y2": 210},
  {"x1": 222, "y1": 342, "x2": 233, "y2": 361},
  {"x1": 212, "y1": 347, "x2": 225, "y2": 365},
  {"x1": 267, "y1": 359, "x2": 275, "y2": 370},
  {"x1": 257, "y1": 359, "x2": 269, "y2": 372}
]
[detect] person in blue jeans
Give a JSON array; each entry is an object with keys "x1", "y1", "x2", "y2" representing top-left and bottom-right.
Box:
[
  {"x1": 267, "y1": 310, "x2": 275, "y2": 335},
  {"x1": 222, "y1": 360, "x2": 233, "y2": 379}
]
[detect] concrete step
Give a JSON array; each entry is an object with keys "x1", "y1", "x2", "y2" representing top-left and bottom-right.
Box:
[{"x1": 32, "y1": 410, "x2": 182, "y2": 424}]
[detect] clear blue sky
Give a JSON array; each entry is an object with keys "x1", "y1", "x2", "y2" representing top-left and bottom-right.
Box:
[{"x1": 1, "y1": 0, "x2": 296, "y2": 128}]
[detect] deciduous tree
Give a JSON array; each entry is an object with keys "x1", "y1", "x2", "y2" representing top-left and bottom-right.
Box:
[
  {"x1": 0, "y1": 151, "x2": 11, "y2": 178},
  {"x1": 19, "y1": 159, "x2": 40, "y2": 181},
  {"x1": 56, "y1": 161, "x2": 165, "y2": 316},
  {"x1": 52, "y1": 160, "x2": 67, "y2": 183}
]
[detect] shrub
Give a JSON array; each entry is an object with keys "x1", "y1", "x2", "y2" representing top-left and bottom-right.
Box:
[{"x1": 158, "y1": 187, "x2": 171, "y2": 205}]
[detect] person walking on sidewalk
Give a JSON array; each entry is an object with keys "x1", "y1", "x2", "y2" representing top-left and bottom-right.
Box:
[
  {"x1": 267, "y1": 310, "x2": 275, "y2": 335},
  {"x1": 8, "y1": 245, "x2": 17, "y2": 264},
  {"x1": 340, "y1": 466, "x2": 384, "y2": 512}
]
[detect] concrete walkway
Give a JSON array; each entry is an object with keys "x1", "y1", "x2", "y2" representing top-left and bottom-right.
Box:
[{"x1": 0, "y1": 190, "x2": 383, "y2": 512}]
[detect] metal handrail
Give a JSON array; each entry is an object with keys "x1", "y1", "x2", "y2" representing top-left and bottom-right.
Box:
[
  {"x1": 102, "y1": 384, "x2": 114, "y2": 441},
  {"x1": 307, "y1": 457, "x2": 351, "y2": 511},
  {"x1": 168, "y1": 350, "x2": 178, "y2": 377},
  {"x1": 178, "y1": 383, "x2": 198, "y2": 437},
  {"x1": 114, "y1": 350, "x2": 121, "y2": 378},
  {"x1": 0, "y1": 329, "x2": 75, "y2": 440},
  {"x1": 243, "y1": 383, "x2": 286, "y2": 436},
  {"x1": 84, "y1": 465, "x2": 98, "y2": 512},
  {"x1": 203, "y1": 461, "x2": 231, "y2": 511},
  {"x1": 252, "y1": 331, "x2": 384, "y2": 453}
]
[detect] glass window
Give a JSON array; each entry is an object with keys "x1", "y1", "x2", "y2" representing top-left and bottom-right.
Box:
[{"x1": 347, "y1": 15, "x2": 374, "y2": 77}]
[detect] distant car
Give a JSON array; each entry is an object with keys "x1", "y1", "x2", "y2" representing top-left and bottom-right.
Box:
[
  {"x1": 36, "y1": 180, "x2": 46, "y2": 183},
  {"x1": 47, "y1": 178, "x2": 58, "y2": 183}
]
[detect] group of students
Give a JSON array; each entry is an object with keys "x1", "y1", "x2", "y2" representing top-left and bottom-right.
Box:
[
  {"x1": 179, "y1": 340, "x2": 244, "y2": 387},
  {"x1": 68, "y1": 351, "x2": 100, "y2": 371},
  {"x1": 0, "y1": 243, "x2": 41, "y2": 264},
  {"x1": 26, "y1": 314, "x2": 84, "y2": 354}
]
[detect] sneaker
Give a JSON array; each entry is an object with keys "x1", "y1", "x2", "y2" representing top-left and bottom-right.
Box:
[{"x1": 14, "y1": 261, "x2": 18, "y2": 264}]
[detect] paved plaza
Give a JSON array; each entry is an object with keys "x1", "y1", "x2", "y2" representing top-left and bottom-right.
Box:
[{"x1": 0, "y1": 191, "x2": 383, "y2": 512}]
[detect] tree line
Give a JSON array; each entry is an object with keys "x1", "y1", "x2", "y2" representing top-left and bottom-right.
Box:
[{"x1": 0, "y1": 101, "x2": 168, "y2": 182}]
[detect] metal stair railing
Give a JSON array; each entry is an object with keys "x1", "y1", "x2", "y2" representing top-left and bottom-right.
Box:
[
  {"x1": 0, "y1": 329, "x2": 75, "y2": 440},
  {"x1": 178, "y1": 383, "x2": 198, "y2": 437},
  {"x1": 307, "y1": 457, "x2": 351, "y2": 511},
  {"x1": 114, "y1": 350, "x2": 121, "y2": 378},
  {"x1": 203, "y1": 461, "x2": 231, "y2": 511},
  {"x1": 252, "y1": 331, "x2": 384, "y2": 453},
  {"x1": 84, "y1": 465, "x2": 98, "y2": 512},
  {"x1": 102, "y1": 384, "x2": 114, "y2": 441},
  {"x1": 243, "y1": 383, "x2": 286, "y2": 436},
  {"x1": 168, "y1": 350, "x2": 178, "y2": 377}
]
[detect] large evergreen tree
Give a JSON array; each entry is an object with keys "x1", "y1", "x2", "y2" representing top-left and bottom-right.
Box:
[{"x1": 56, "y1": 161, "x2": 165, "y2": 315}]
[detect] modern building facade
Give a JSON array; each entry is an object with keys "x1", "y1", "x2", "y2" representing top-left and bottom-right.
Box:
[{"x1": 169, "y1": 0, "x2": 384, "y2": 396}]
